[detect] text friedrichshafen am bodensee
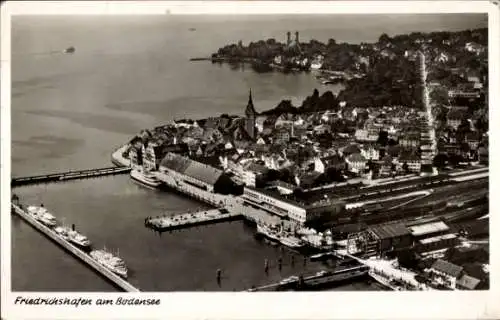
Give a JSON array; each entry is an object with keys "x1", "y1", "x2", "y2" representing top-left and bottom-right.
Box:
[{"x1": 14, "y1": 296, "x2": 161, "y2": 307}]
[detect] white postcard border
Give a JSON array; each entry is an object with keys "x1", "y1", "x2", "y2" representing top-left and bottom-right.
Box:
[{"x1": 1, "y1": 1, "x2": 499, "y2": 320}]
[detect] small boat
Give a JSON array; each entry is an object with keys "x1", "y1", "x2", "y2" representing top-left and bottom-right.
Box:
[
  {"x1": 188, "y1": 28, "x2": 196, "y2": 31},
  {"x1": 130, "y1": 168, "x2": 163, "y2": 189},
  {"x1": 256, "y1": 224, "x2": 281, "y2": 243},
  {"x1": 279, "y1": 235, "x2": 304, "y2": 249},
  {"x1": 63, "y1": 46, "x2": 75, "y2": 54}
]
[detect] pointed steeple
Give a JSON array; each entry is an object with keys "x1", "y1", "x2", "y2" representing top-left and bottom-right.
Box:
[{"x1": 245, "y1": 89, "x2": 256, "y2": 117}]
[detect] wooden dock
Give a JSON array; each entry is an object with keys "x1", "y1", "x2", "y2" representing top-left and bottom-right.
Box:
[
  {"x1": 12, "y1": 166, "x2": 131, "y2": 187},
  {"x1": 145, "y1": 208, "x2": 242, "y2": 231},
  {"x1": 11, "y1": 204, "x2": 140, "y2": 292}
]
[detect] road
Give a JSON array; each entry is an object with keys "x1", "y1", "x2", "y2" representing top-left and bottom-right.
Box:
[{"x1": 419, "y1": 51, "x2": 437, "y2": 160}]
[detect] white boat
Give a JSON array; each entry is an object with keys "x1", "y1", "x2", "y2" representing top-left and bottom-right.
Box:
[
  {"x1": 54, "y1": 226, "x2": 71, "y2": 241},
  {"x1": 90, "y1": 249, "x2": 128, "y2": 278},
  {"x1": 279, "y1": 235, "x2": 304, "y2": 249},
  {"x1": 27, "y1": 206, "x2": 57, "y2": 228},
  {"x1": 256, "y1": 224, "x2": 281, "y2": 242},
  {"x1": 130, "y1": 168, "x2": 163, "y2": 189},
  {"x1": 67, "y1": 229, "x2": 91, "y2": 248},
  {"x1": 54, "y1": 225, "x2": 92, "y2": 249}
]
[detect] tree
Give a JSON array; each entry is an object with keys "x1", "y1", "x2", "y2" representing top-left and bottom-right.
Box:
[
  {"x1": 377, "y1": 130, "x2": 389, "y2": 146},
  {"x1": 449, "y1": 154, "x2": 463, "y2": 167},
  {"x1": 402, "y1": 162, "x2": 410, "y2": 174},
  {"x1": 379, "y1": 33, "x2": 391, "y2": 45}
]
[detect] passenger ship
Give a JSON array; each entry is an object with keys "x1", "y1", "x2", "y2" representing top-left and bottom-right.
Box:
[
  {"x1": 90, "y1": 248, "x2": 128, "y2": 278},
  {"x1": 27, "y1": 205, "x2": 57, "y2": 228},
  {"x1": 130, "y1": 167, "x2": 163, "y2": 189},
  {"x1": 256, "y1": 224, "x2": 304, "y2": 249},
  {"x1": 54, "y1": 225, "x2": 92, "y2": 250}
]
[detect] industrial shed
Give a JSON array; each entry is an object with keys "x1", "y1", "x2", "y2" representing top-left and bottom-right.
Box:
[{"x1": 368, "y1": 222, "x2": 413, "y2": 254}]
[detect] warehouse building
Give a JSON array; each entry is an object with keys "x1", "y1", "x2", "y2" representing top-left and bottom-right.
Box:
[
  {"x1": 408, "y1": 221, "x2": 459, "y2": 254},
  {"x1": 367, "y1": 222, "x2": 413, "y2": 255},
  {"x1": 159, "y1": 153, "x2": 236, "y2": 194}
]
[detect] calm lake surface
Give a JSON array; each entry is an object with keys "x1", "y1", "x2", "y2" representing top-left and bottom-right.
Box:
[{"x1": 11, "y1": 14, "x2": 487, "y2": 291}]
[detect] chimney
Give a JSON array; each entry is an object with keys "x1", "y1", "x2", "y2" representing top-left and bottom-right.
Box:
[
  {"x1": 286, "y1": 31, "x2": 291, "y2": 46},
  {"x1": 295, "y1": 31, "x2": 299, "y2": 43}
]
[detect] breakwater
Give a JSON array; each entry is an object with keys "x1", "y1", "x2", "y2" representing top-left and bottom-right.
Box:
[{"x1": 11, "y1": 203, "x2": 140, "y2": 292}]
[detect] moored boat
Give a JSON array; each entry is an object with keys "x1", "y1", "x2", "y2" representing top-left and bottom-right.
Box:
[
  {"x1": 279, "y1": 235, "x2": 304, "y2": 249},
  {"x1": 27, "y1": 205, "x2": 57, "y2": 228},
  {"x1": 130, "y1": 168, "x2": 163, "y2": 189},
  {"x1": 256, "y1": 224, "x2": 281, "y2": 243},
  {"x1": 90, "y1": 248, "x2": 128, "y2": 278}
]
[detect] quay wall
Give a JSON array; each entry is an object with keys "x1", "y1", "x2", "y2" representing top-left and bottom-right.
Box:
[{"x1": 11, "y1": 204, "x2": 140, "y2": 292}]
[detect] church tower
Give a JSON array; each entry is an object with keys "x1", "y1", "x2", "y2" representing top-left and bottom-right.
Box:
[{"x1": 245, "y1": 89, "x2": 257, "y2": 140}]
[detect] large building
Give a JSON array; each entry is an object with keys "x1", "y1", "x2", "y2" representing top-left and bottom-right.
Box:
[
  {"x1": 245, "y1": 89, "x2": 257, "y2": 140},
  {"x1": 242, "y1": 186, "x2": 345, "y2": 225},
  {"x1": 347, "y1": 222, "x2": 413, "y2": 256},
  {"x1": 158, "y1": 153, "x2": 235, "y2": 194}
]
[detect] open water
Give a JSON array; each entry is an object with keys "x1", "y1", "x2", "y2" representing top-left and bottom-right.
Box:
[{"x1": 11, "y1": 14, "x2": 487, "y2": 291}]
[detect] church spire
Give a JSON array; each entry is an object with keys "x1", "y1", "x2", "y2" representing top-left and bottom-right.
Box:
[{"x1": 245, "y1": 88, "x2": 256, "y2": 117}]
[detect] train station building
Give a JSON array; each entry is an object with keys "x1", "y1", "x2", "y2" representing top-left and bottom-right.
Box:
[{"x1": 242, "y1": 186, "x2": 346, "y2": 225}]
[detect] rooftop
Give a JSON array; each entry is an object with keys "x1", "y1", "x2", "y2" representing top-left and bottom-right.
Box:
[
  {"x1": 160, "y1": 153, "x2": 224, "y2": 185},
  {"x1": 369, "y1": 222, "x2": 410, "y2": 240},
  {"x1": 419, "y1": 233, "x2": 457, "y2": 245},
  {"x1": 408, "y1": 221, "x2": 450, "y2": 237},
  {"x1": 431, "y1": 259, "x2": 464, "y2": 277},
  {"x1": 456, "y1": 274, "x2": 481, "y2": 290}
]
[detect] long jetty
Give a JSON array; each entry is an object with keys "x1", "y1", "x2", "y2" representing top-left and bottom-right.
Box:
[
  {"x1": 11, "y1": 203, "x2": 140, "y2": 292},
  {"x1": 247, "y1": 264, "x2": 369, "y2": 292},
  {"x1": 11, "y1": 166, "x2": 131, "y2": 187}
]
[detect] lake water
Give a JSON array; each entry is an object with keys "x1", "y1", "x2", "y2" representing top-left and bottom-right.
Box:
[{"x1": 10, "y1": 14, "x2": 487, "y2": 291}]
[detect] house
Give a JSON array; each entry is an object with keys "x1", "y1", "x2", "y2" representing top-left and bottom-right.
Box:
[
  {"x1": 435, "y1": 52, "x2": 449, "y2": 63},
  {"x1": 456, "y1": 274, "x2": 481, "y2": 290},
  {"x1": 314, "y1": 155, "x2": 346, "y2": 173},
  {"x1": 428, "y1": 259, "x2": 464, "y2": 289},
  {"x1": 378, "y1": 155, "x2": 394, "y2": 177},
  {"x1": 398, "y1": 151, "x2": 421, "y2": 173},
  {"x1": 313, "y1": 124, "x2": 331, "y2": 135},
  {"x1": 399, "y1": 133, "x2": 421, "y2": 149},
  {"x1": 346, "y1": 153, "x2": 367, "y2": 173},
  {"x1": 128, "y1": 142, "x2": 143, "y2": 169},
  {"x1": 478, "y1": 146, "x2": 488, "y2": 165},
  {"x1": 242, "y1": 162, "x2": 268, "y2": 187},
  {"x1": 360, "y1": 144, "x2": 380, "y2": 161},
  {"x1": 465, "y1": 42, "x2": 485, "y2": 55},
  {"x1": 273, "y1": 127, "x2": 291, "y2": 145},
  {"x1": 465, "y1": 132, "x2": 480, "y2": 150},
  {"x1": 341, "y1": 144, "x2": 362, "y2": 157}
]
